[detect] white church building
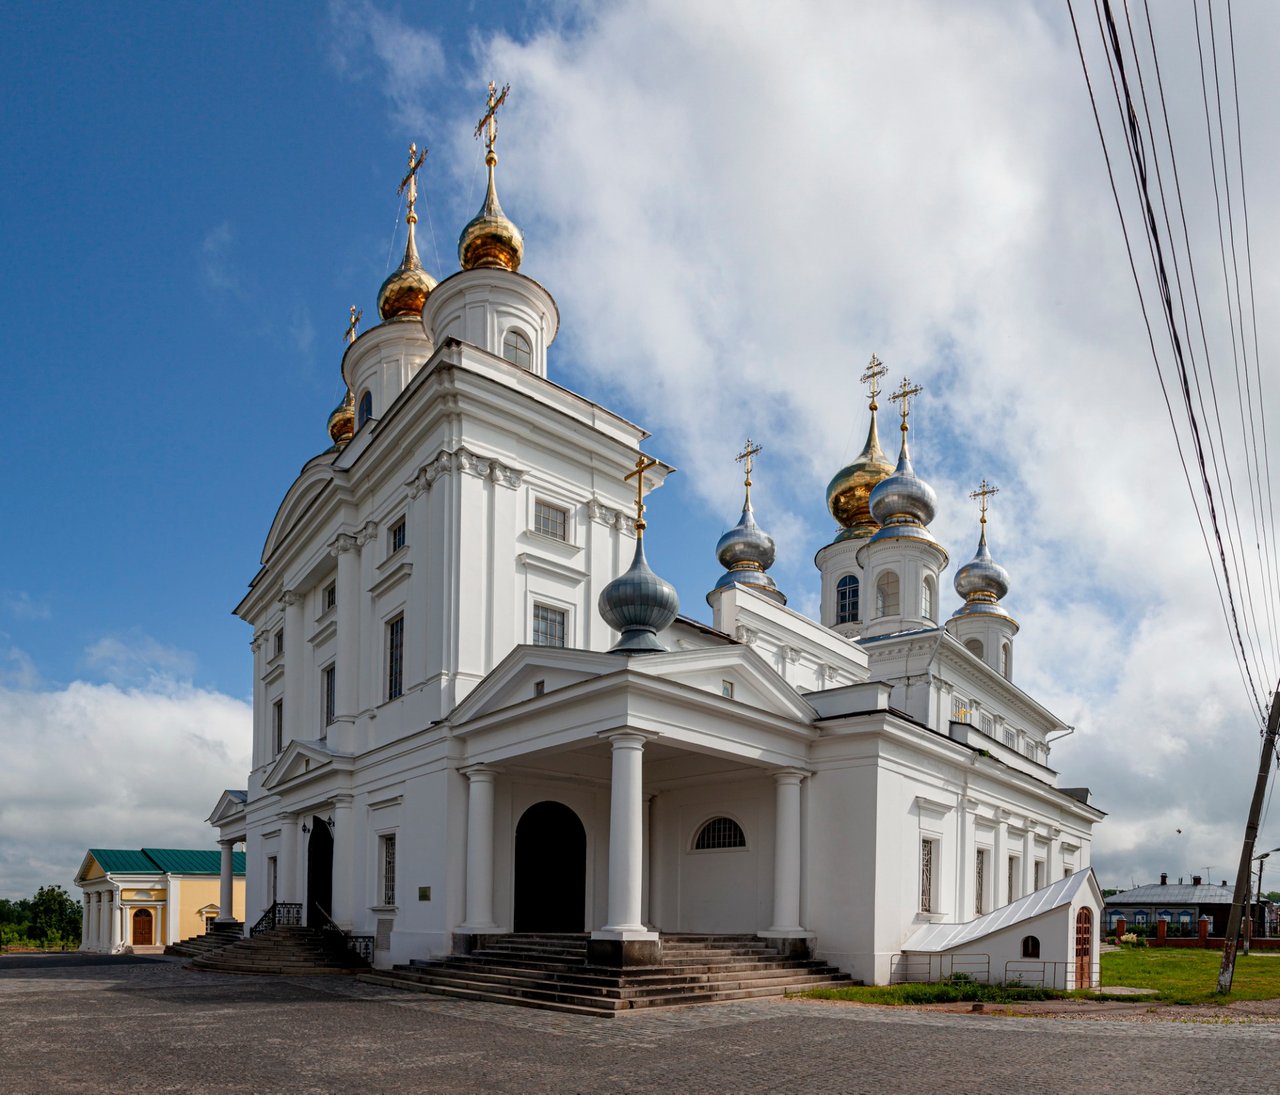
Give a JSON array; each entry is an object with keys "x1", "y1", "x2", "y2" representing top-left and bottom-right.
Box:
[{"x1": 208, "y1": 98, "x2": 1103, "y2": 989}]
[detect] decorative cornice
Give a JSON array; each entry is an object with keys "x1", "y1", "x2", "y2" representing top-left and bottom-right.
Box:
[
  {"x1": 734, "y1": 624, "x2": 758, "y2": 645},
  {"x1": 783, "y1": 646, "x2": 802, "y2": 665},
  {"x1": 357, "y1": 520, "x2": 379, "y2": 546},
  {"x1": 587, "y1": 495, "x2": 636, "y2": 533},
  {"x1": 279, "y1": 590, "x2": 301, "y2": 608},
  {"x1": 407, "y1": 446, "x2": 525, "y2": 497},
  {"x1": 331, "y1": 532, "x2": 360, "y2": 556}
]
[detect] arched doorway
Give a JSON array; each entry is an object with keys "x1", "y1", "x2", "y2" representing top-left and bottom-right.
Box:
[
  {"x1": 132, "y1": 908, "x2": 153, "y2": 945},
  {"x1": 1075, "y1": 907, "x2": 1093, "y2": 988},
  {"x1": 306, "y1": 817, "x2": 334, "y2": 927},
  {"x1": 514, "y1": 801, "x2": 586, "y2": 932}
]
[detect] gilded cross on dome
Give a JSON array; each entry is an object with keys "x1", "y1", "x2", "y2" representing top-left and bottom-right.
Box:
[
  {"x1": 624, "y1": 453, "x2": 659, "y2": 535},
  {"x1": 861, "y1": 354, "x2": 887, "y2": 411},
  {"x1": 735, "y1": 438, "x2": 762, "y2": 505},
  {"x1": 474, "y1": 81, "x2": 511, "y2": 163},
  {"x1": 398, "y1": 143, "x2": 427, "y2": 221},
  {"x1": 344, "y1": 305, "x2": 363, "y2": 345},
  {"x1": 889, "y1": 377, "x2": 923, "y2": 433},
  {"x1": 969, "y1": 479, "x2": 1000, "y2": 524}
]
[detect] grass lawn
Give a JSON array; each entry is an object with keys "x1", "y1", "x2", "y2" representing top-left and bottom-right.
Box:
[{"x1": 801, "y1": 949, "x2": 1280, "y2": 1006}]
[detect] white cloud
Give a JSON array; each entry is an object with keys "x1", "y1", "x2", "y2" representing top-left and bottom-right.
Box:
[
  {"x1": 0, "y1": 679, "x2": 251, "y2": 900},
  {"x1": 0, "y1": 644, "x2": 40, "y2": 690},
  {"x1": 84, "y1": 633, "x2": 198, "y2": 688}
]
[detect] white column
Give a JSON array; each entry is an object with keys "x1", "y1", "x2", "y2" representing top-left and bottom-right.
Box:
[
  {"x1": 330, "y1": 796, "x2": 355, "y2": 929},
  {"x1": 278, "y1": 815, "x2": 299, "y2": 904},
  {"x1": 282, "y1": 590, "x2": 305, "y2": 744},
  {"x1": 641, "y1": 792, "x2": 654, "y2": 928},
  {"x1": 767, "y1": 769, "x2": 806, "y2": 933},
  {"x1": 334, "y1": 534, "x2": 361, "y2": 721},
  {"x1": 250, "y1": 634, "x2": 266, "y2": 767},
  {"x1": 80, "y1": 895, "x2": 89, "y2": 949},
  {"x1": 92, "y1": 893, "x2": 101, "y2": 950},
  {"x1": 599, "y1": 733, "x2": 652, "y2": 935},
  {"x1": 459, "y1": 766, "x2": 498, "y2": 931},
  {"x1": 216, "y1": 840, "x2": 236, "y2": 923},
  {"x1": 108, "y1": 893, "x2": 121, "y2": 952}
]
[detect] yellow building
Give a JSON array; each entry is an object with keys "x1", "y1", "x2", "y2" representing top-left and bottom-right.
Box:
[{"x1": 74, "y1": 848, "x2": 246, "y2": 951}]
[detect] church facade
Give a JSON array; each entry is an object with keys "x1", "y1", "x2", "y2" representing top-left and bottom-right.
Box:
[{"x1": 210, "y1": 94, "x2": 1103, "y2": 987}]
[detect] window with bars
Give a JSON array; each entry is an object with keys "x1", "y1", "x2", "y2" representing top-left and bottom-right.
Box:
[
  {"x1": 836, "y1": 574, "x2": 859, "y2": 624},
  {"x1": 389, "y1": 518, "x2": 406, "y2": 554},
  {"x1": 980, "y1": 712, "x2": 994, "y2": 736},
  {"x1": 1008, "y1": 855, "x2": 1020, "y2": 902},
  {"x1": 920, "y1": 837, "x2": 937, "y2": 913},
  {"x1": 323, "y1": 582, "x2": 337, "y2": 611},
  {"x1": 272, "y1": 699, "x2": 284, "y2": 755},
  {"x1": 532, "y1": 604, "x2": 566, "y2": 647},
  {"x1": 693, "y1": 816, "x2": 746, "y2": 850},
  {"x1": 1003, "y1": 727, "x2": 1016, "y2": 748},
  {"x1": 534, "y1": 500, "x2": 568, "y2": 541},
  {"x1": 975, "y1": 848, "x2": 988, "y2": 916},
  {"x1": 502, "y1": 329, "x2": 532, "y2": 369},
  {"x1": 951, "y1": 695, "x2": 970, "y2": 723},
  {"x1": 381, "y1": 833, "x2": 397, "y2": 906},
  {"x1": 386, "y1": 615, "x2": 404, "y2": 700},
  {"x1": 274, "y1": 629, "x2": 284, "y2": 658},
  {"x1": 322, "y1": 664, "x2": 336, "y2": 726}
]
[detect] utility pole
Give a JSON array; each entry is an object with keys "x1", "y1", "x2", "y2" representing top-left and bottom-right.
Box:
[{"x1": 1217, "y1": 686, "x2": 1280, "y2": 993}]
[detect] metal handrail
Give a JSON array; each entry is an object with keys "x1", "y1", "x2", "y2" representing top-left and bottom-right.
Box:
[
  {"x1": 250, "y1": 902, "x2": 302, "y2": 937},
  {"x1": 312, "y1": 903, "x2": 373, "y2": 965}
]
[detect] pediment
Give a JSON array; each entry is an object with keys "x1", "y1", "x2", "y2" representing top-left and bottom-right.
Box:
[
  {"x1": 261, "y1": 460, "x2": 335, "y2": 566},
  {"x1": 449, "y1": 645, "x2": 623, "y2": 724},
  {"x1": 262, "y1": 740, "x2": 352, "y2": 791},
  {"x1": 624, "y1": 645, "x2": 817, "y2": 723},
  {"x1": 207, "y1": 789, "x2": 248, "y2": 826}
]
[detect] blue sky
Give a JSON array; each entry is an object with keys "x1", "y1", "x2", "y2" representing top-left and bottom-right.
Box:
[{"x1": 4, "y1": 1, "x2": 1280, "y2": 897}]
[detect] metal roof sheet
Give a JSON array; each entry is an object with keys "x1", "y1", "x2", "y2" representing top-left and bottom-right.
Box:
[
  {"x1": 141, "y1": 848, "x2": 246, "y2": 875},
  {"x1": 88, "y1": 849, "x2": 162, "y2": 874},
  {"x1": 1105, "y1": 884, "x2": 1233, "y2": 904}
]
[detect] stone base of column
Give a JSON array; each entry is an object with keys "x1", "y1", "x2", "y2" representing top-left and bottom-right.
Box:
[
  {"x1": 588, "y1": 928, "x2": 661, "y2": 967},
  {"x1": 757, "y1": 930, "x2": 815, "y2": 959},
  {"x1": 451, "y1": 931, "x2": 503, "y2": 956}
]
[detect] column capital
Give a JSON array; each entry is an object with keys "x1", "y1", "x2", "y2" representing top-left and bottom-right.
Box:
[
  {"x1": 218, "y1": 837, "x2": 237, "y2": 849},
  {"x1": 330, "y1": 792, "x2": 355, "y2": 808},
  {"x1": 331, "y1": 532, "x2": 360, "y2": 556},
  {"x1": 598, "y1": 729, "x2": 655, "y2": 749},
  {"x1": 279, "y1": 589, "x2": 302, "y2": 607},
  {"x1": 460, "y1": 763, "x2": 500, "y2": 783},
  {"x1": 772, "y1": 766, "x2": 810, "y2": 785}
]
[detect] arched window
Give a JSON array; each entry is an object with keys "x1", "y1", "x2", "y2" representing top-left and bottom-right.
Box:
[
  {"x1": 502, "y1": 329, "x2": 532, "y2": 369},
  {"x1": 964, "y1": 638, "x2": 983, "y2": 659},
  {"x1": 875, "y1": 571, "x2": 900, "y2": 617},
  {"x1": 357, "y1": 391, "x2": 373, "y2": 428},
  {"x1": 693, "y1": 816, "x2": 746, "y2": 850},
  {"x1": 922, "y1": 576, "x2": 936, "y2": 621},
  {"x1": 1000, "y1": 642, "x2": 1011, "y2": 679},
  {"x1": 836, "y1": 575, "x2": 859, "y2": 624},
  {"x1": 1021, "y1": 935, "x2": 1040, "y2": 958}
]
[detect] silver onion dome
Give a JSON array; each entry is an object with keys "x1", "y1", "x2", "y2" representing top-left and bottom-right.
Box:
[
  {"x1": 867, "y1": 435, "x2": 938, "y2": 544},
  {"x1": 599, "y1": 537, "x2": 680, "y2": 653},
  {"x1": 710, "y1": 499, "x2": 786, "y2": 604},
  {"x1": 952, "y1": 525, "x2": 1012, "y2": 618}
]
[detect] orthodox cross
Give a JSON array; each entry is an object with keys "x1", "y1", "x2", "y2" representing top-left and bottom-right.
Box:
[
  {"x1": 624, "y1": 453, "x2": 659, "y2": 535},
  {"x1": 344, "y1": 305, "x2": 362, "y2": 345},
  {"x1": 861, "y1": 353, "x2": 887, "y2": 411},
  {"x1": 889, "y1": 377, "x2": 923, "y2": 433},
  {"x1": 474, "y1": 81, "x2": 511, "y2": 159},
  {"x1": 735, "y1": 438, "x2": 762, "y2": 505},
  {"x1": 970, "y1": 479, "x2": 999, "y2": 524},
  {"x1": 398, "y1": 143, "x2": 427, "y2": 219}
]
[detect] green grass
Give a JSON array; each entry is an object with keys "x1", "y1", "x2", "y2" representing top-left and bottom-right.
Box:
[{"x1": 800, "y1": 950, "x2": 1280, "y2": 1007}]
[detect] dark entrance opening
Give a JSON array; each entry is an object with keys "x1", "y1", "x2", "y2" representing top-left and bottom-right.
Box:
[
  {"x1": 514, "y1": 800, "x2": 586, "y2": 932},
  {"x1": 306, "y1": 816, "x2": 333, "y2": 927}
]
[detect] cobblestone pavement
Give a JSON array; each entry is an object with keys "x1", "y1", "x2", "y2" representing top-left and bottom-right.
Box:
[{"x1": 3, "y1": 955, "x2": 1279, "y2": 1094}]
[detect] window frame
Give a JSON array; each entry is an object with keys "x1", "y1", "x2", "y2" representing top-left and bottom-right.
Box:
[
  {"x1": 322, "y1": 581, "x2": 337, "y2": 612},
  {"x1": 357, "y1": 391, "x2": 373, "y2": 428},
  {"x1": 920, "y1": 836, "x2": 939, "y2": 914},
  {"x1": 835, "y1": 574, "x2": 860, "y2": 625},
  {"x1": 379, "y1": 832, "x2": 397, "y2": 908},
  {"x1": 875, "y1": 570, "x2": 900, "y2": 618},
  {"x1": 388, "y1": 517, "x2": 407, "y2": 556},
  {"x1": 385, "y1": 614, "x2": 405, "y2": 700},
  {"x1": 271, "y1": 698, "x2": 284, "y2": 756},
  {"x1": 533, "y1": 499, "x2": 569, "y2": 542},
  {"x1": 531, "y1": 602, "x2": 567, "y2": 648},
  {"x1": 502, "y1": 328, "x2": 533, "y2": 369},
  {"x1": 922, "y1": 575, "x2": 936, "y2": 621},
  {"x1": 691, "y1": 815, "x2": 748, "y2": 852},
  {"x1": 322, "y1": 663, "x2": 336, "y2": 726}
]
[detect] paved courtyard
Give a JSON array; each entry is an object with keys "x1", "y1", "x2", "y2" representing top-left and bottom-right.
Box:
[{"x1": 2, "y1": 954, "x2": 1279, "y2": 1093}]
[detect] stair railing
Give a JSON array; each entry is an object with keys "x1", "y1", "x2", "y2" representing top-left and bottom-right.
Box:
[
  {"x1": 250, "y1": 902, "x2": 303, "y2": 937},
  {"x1": 313, "y1": 903, "x2": 375, "y2": 964}
]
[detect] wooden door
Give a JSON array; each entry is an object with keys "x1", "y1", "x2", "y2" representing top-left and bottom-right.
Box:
[
  {"x1": 132, "y1": 908, "x2": 153, "y2": 945},
  {"x1": 1074, "y1": 907, "x2": 1093, "y2": 988}
]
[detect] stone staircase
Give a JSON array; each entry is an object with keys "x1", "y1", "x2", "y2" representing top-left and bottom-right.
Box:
[
  {"x1": 164, "y1": 922, "x2": 244, "y2": 959},
  {"x1": 359, "y1": 933, "x2": 852, "y2": 1016},
  {"x1": 187, "y1": 925, "x2": 370, "y2": 976}
]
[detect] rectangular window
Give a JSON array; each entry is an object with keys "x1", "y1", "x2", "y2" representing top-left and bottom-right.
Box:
[
  {"x1": 920, "y1": 838, "x2": 937, "y2": 914},
  {"x1": 267, "y1": 856, "x2": 278, "y2": 906},
  {"x1": 721, "y1": 680, "x2": 735, "y2": 699},
  {"x1": 389, "y1": 518, "x2": 406, "y2": 554},
  {"x1": 533, "y1": 500, "x2": 568, "y2": 541},
  {"x1": 381, "y1": 834, "x2": 397, "y2": 906},
  {"x1": 532, "y1": 604, "x2": 566, "y2": 648},
  {"x1": 980, "y1": 712, "x2": 994, "y2": 737},
  {"x1": 1034, "y1": 859, "x2": 1045, "y2": 891},
  {"x1": 1003, "y1": 727, "x2": 1016, "y2": 748},
  {"x1": 1008, "y1": 855, "x2": 1020, "y2": 902},
  {"x1": 322, "y1": 664, "x2": 336, "y2": 726},
  {"x1": 386, "y1": 615, "x2": 404, "y2": 700},
  {"x1": 975, "y1": 848, "x2": 988, "y2": 916},
  {"x1": 274, "y1": 629, "x2": 284, "y2": 658},
  {"x1": 272, "y1": 699, "x2": 284, "y2": 755},
  {"x1": 950, "y1": 695, "x2": 969, "y2": 723},
  {"x1": 323, "y1": 581, "x2": 336, "y2": 611}
]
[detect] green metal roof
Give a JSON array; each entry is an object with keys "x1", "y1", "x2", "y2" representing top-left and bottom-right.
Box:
[{"x1": 89, "y1": 848, "x2": 246, "y2": 876}]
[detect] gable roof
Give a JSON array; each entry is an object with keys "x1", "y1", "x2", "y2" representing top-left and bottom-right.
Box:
[
  {"x1": 80, "y1": 848, "x2": 245, "y2": 880},
  {"x1": 904, "y1": 869, "x2": 1099, "y2": 953},
  {"x1": 1106, "y1": 882, "x2": 1233, "y2": 904},
  {"x1": 87, "y1": 849, "x2": 159, "y2": 875}
]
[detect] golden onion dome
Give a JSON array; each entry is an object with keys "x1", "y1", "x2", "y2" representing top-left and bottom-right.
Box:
[
  {"x1": 827, "y1": 407, "x2": 894, "y2": 540},
  {"x1": 459, "y1": 151, "x2": 524, "y2": 272},
  {"x1": 378, "y1": 216, "x2": 437, "y2": 320},
  {"x1": 328, "y1": 389, "x2": 355, "y2": 448}
]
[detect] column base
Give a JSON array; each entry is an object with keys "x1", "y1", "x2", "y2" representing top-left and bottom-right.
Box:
[
  {"x1": 589, "y1": 928, "x2": 661, "y2": 967},
  {"x1": 757, "y1": 930, "x2": 815, "y2": 959}
]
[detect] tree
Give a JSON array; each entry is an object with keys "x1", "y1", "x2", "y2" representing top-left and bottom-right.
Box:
[{"x1": 28, "y1": 885, "x2": 81, "y2": 945}]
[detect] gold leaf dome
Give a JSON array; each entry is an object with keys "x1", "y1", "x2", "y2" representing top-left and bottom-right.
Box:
[
  {"x1": 458, "y1": 151, "x2": 524, "y2": 272},
  {"x1": 328, "y1": 389, "x2": 355, "y2": 448},
  {"x1": 827, "y1": 408, "x2": 894, "y2": 540},
  {"x1": 378, "y1": 216, "x2": 437, "y2": 320}
]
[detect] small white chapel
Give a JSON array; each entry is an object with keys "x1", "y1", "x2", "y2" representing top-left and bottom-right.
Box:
[{"x1": 208, "y1": 86, "x2": 1104, "y2": 990}]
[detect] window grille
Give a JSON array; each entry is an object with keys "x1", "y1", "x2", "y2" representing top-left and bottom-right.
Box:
[
  {"x1": 382, "y1": 834, "x2": 397, "y2": 906},
  {"x1": 274, "y1": 629, "x2": 284, "y2": 657},
  {"x1": 836, "y1": 575, "x2": 859, "y2": 624},
  {"x1": 534, "y1": 500, "x2": 568, "y2": 541},
  {"x1": 389, "y1": 518, "x2": 406, "y2": 554},
  {"x1": 980, "y1": 712, "x2": 994, "y2": 736},
  {"x1": 323, "y1": 582, "x2": 336, "y2": 611},
  {"x1": 503, "y1": 329, "x2": 532, "y2": 369},
  {"x1": 951, "y1": 695, "x2": 970, "y2": 723},
  {"x1": 1003, "y1": 727, "x2": 1016, "y2": 748},
  {"x1": 322, "y1": 665, "x2": 336, "y2": 726},
  {"x1": 272, "y1": 699, "x2": 284, "y2": 755},
  {"x1": 386, "y1": 615, "x2": 404, "y2": 700},
  {"x1": 975, "y1": 849, "x2": 987, "y2": 916},
  {"x1": 920, "y1": 838, "x2": 935, "y2": 913},
  {"x1": 532, "y1": 604, "x2": 566, "y2": 647},
  {"x1": 694, "y1": 817, "x2": 746, "y2": 850}
]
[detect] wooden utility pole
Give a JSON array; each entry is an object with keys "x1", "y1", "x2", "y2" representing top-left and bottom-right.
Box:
[{"x1": 1217, "y1": 685, "x2": 1280, "y2": 993}]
